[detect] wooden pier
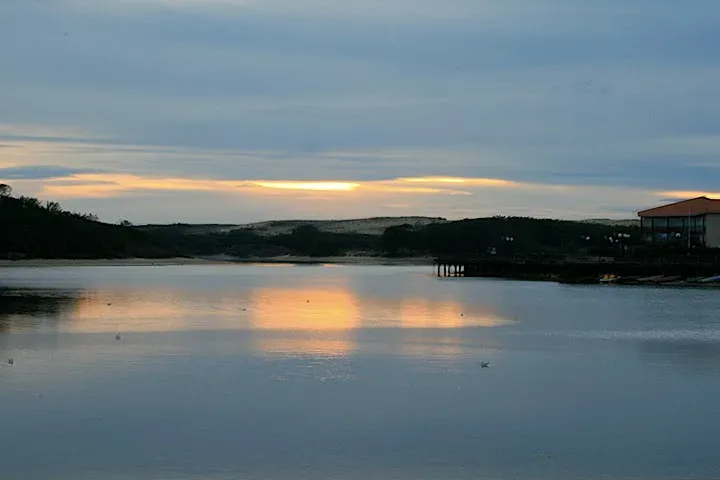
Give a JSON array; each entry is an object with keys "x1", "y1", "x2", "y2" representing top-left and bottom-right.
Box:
[
  {"x1": 436, "y1": 263, "x2": 466, "y2": 277},
  {"x1": 435, "y1": 254, "x2": 720, "y2": 282}
]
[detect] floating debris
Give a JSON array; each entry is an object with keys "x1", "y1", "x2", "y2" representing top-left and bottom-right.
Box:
[
  {"x1": 480, "y1": 361, "x2": 490, "y2": 368},
  {"x1": 115, "y1": 333, "x2": 121, "y2": 341},
  {"x1": 7, "y1": 358, "x2": 14, "y2": 366}
]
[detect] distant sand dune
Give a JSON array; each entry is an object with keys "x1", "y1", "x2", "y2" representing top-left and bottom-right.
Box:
[
  {"x1": 581, "y1": 218, "x2": 640, "y2": 227},
  {"x1": 139, "y1": 216, "x2": 637, "y2": 237},
  {"x1": 236, "y1": 216, "x2": 447, "y2": 236}
]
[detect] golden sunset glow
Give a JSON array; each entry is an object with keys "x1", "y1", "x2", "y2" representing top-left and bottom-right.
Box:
[
  {"x1": 34, "y1": 172, "x2": 490, "y2": 199},
  {"x1": 4, "y1": 270, "x2": 516, "y2": 359},
  {"x1": 41, "y1": 174, "x2": 240, "y2": 198},
  {"x1": 248, "y1": 285, "x2": 361, "y2": 356},
  {"x1": 400, "y1": 176, "x2": 468, "y2": 183},
  {"x1": 660, "y1": 190, "x2": 720, "y2": 199},
  {"x1": 54, "y1": 284, "x2": 501, "y2": 337},
  {"x1": 68, "y1": 290, "x2": 195, "y2": 333},
  {"x1": 364, "y1": 184, "x2": 472, "y2": 195},
  {"x1": 398, "y1": 299, "x2": 510, "y2": 329},
  {"x1": 398, "y1": 176, "x2": 518, "y2": 187},
  {"x1": 250, "y1": 181, "x2": 361, "y2": 191},
  {"x1": 248, "y1": 286, "x2": 361, "y2": 331}
]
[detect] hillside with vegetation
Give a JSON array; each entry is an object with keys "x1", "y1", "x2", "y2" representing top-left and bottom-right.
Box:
[
  {"x1": 138, "y1": 216, "x2": 447, "y2": 236},
  {"x1": 0, "y1": 184, "x2": 176, "y2": 259},
  {"x1": 1, "y1": 183, "x2": 647, "y2": 261},
  {"x1": 148, "y1": 216, "x2": 642, "y2": 259}
]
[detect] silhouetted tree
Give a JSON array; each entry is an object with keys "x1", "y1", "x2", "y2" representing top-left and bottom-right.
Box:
[
  {"x1": 19, "y1": 196, "x2": 41, "y2": 209},
  {"x1": 44, "y1": 201, "x2": 62, "y2": 213},
  {"x1": 381, "y1": 224, "x2": 423, "y2": 256},
  {"x1": 0, "y1": 192, "x2": 176, "y2": 259}
]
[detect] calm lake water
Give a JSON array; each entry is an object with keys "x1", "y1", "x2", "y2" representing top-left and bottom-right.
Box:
[{"x1": 1, "y1": 264, "x2": 719, "y2": 480}]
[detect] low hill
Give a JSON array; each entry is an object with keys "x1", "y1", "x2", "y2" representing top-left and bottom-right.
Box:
[
  {"x1": 236, "y1": 216, "x2": 447, "y2": 236},
  {"x1": 0, "y1": 190, "x2": 175, "y2": 259},
  {"x1": 138, "y1": 217, "x2": 447, "y2": 236}
]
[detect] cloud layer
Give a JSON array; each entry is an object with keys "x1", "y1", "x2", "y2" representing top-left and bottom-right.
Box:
[{"x1": 2, "y1": 0, "x2": 719, "y2": 222}]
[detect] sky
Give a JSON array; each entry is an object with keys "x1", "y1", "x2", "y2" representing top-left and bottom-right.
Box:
[{"x1": 1, "y1": 0, "x2": 720, "y2": 224}]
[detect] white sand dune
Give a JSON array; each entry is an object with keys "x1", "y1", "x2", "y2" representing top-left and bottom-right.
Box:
[
  {"x1": 139, "y1": 216, "x2": 447, "y2": 236},
  {"x1": 581, "y1": 218, "x2": 639, "y2": 227},
  {"x1": 233, "y1": 216, "x2": 447, "y2": 236}
]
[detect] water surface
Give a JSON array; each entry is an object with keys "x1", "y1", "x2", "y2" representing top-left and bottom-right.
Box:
[{"x1": 1, "y1": 264, "x2": 719, "y2": 479}]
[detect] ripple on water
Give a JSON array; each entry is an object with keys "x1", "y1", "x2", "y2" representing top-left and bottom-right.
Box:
[
  {"x1": 545, "y1": 328, "x2": 720, "y2": 342},
  {"x1": 268, "y1": 355, "x2": 358, "y2": 383}
]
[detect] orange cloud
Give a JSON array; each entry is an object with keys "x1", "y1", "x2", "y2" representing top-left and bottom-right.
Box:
[
  {"x1": 659, "y1": 190, "x2": 720, "y2": 199},
  {"x1": 398, "y1": 176, "x2": 517, "y2": 187},
  {"x1": 41, "y1": 174, "x2": 232, "y2": 198},
  {"x1": 37, "y1": 173, "x2": 490, "y2": 198},
  {"x1": 251, "y1": 181, "x2": 361, "y2": 192}
]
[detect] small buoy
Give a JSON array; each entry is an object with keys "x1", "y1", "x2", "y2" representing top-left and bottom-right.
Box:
[
  {"x1": 107, "y1": 303, "x2": 112, "y2": 306},
  {"x1": 307, "y1": 300, "x2": 310, "y2": 303},
  {"x1": 7, "y1": 358, "x2": 14, "y2": 366},
  {"x1": 460, "y1": 313, "x2": 464, "y2": 316},
  {"x1": 115, "y1": 333, "x2": 121, "y2": 341}
]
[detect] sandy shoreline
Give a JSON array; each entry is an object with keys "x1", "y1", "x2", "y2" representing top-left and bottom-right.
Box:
[
  {"x1": 230, "y1": 256, "x2": 434, "y2": 266},
  {"x1": 0, "y1": 255, "x2": 434, "y2": 268}
]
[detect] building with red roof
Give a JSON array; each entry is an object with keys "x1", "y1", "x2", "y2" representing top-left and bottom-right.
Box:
[{"x1": 638, "y1": 196, "x2": 720, "y2": 248}]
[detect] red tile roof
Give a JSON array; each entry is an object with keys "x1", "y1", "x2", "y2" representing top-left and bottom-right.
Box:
[{"x1": 638, "y1": 196, "x2": 720, "y2": 217}]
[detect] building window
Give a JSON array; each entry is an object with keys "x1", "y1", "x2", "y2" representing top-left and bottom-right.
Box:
[
  {"x1": 668, "y1": 217, "x2": 684, "y2": 228},
  {"x1": 651, "y1": 217, "x2": 668, "y2": 229}
]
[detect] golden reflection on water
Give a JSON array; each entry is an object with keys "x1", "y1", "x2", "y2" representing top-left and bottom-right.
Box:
[
  {"x1": 398, "y1": 298, "x2": 509, "y2": 329},
  {"x1": 248, "y1": 286, "x2": 361, "y2": 331},
  {"x1": 248, "y1": 284, "x2": 361, "y2": 356},
  {"x1": 70, "y1": 291, "x2": 194, "y2": 333},
  {"x1": 32, "y1": 280, "x2": 511, "y2": 356}
]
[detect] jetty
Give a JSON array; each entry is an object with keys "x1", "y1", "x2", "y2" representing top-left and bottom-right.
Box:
[{"x1": 434, "y1": 254, "x2": 720, "y2": 286}]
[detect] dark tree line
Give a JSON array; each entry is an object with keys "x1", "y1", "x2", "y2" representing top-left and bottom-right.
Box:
[
  {"x1": 381, "y1": 217, "x2": 642, "y2": 257},
  {"x1": 150, "y1": 224, "x2": 379, "y2": 258},
  {"x1": 148, "y1": 218, "x2": 642, "y2": 259},
  {"x1": 0, "y1": 187, "x2": 174, "y2": 259}
]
